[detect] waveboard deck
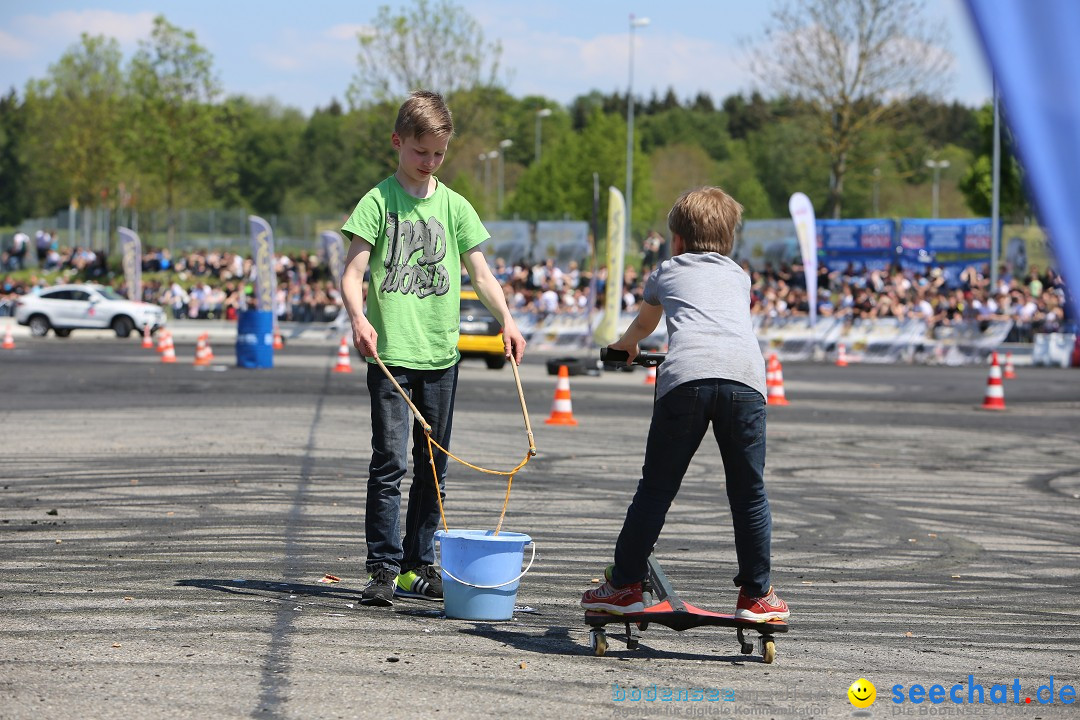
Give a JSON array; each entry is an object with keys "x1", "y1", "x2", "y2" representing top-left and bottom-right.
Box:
[
  {"x1": 583, "y1": 557, "x2": 789, "y2": 662},
  {"x1": 585, "y1": 603, "x2": 789, "y2": 632}
]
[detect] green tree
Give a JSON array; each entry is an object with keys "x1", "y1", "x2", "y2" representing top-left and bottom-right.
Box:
[
  {"x1": 506, "y1": 110, "x2": 654, "y2": 243},
  {"x1": 224, "y1": 97, "x2": 305, "y2": 215},
  {"x1": 750, "y1": 0, "x2": 952, "y2": 218},
  {"x1": 568, "y1": 91, "x2": 626, "y2": 130},
  {"x1": 287, "y1": 101, "x2": 359, "y2": 212},
  {"x1": 746, "y1": 115, "x2": 831, "y2": 217},
  {"x1": 722, "y1": 92, "x2": 773, "y2": 141},
  {"x1": 347, "y1": 0, "x2": 503, "y2": 107},
  {"x1": 648, "y1": 143, "x2": 715, "y2": 229},
  {"x1": 716, "y1": 142, "x2": 773, "y2": 219},
  {"x1": 959, "y1": 102, "x2": 1029, "y2": 220},
  {"x1": 342, "y1": 100, "x2": 401, "y2": 200},
  {"x1": 127, "y1": 16, "x2": 233, "y2": 242},
  {"x1": 637, "y1": 106, "x2": 733, "y2": 163},
  {"x1": 21, "y1": 34, "x2": 126, "y2": 216},
  {"x1": 0, "y1": 90, "x2": 29, "y2": 224}
]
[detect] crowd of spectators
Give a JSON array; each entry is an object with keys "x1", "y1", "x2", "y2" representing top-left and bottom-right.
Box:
[
  {"x1": 1, "y1": 240, "x2": 1074, "y2": 343},
  {"x1": 746, "y1": 260, "x2": 1072, "y2": 342},
  {"x1": 483, "y1": 254, "x2": 1073, "y2": 343},
  {"x1": 0, "y1": 245, "x2": 344, "y2": 324},
  {"x1": 2, "y1": 230, "x2": 108, "y2": 275},
  {"x1": 131, "y1": 247, "x2": 343, "y2": 323}
]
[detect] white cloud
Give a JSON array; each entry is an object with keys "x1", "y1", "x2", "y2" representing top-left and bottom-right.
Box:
[
  {"x1": 251, "y1": 24, "x2": 365, "y2": 73},
  {"x1": 0, "y1": 28, "x2": 34, "y2": 60},
  {"x1": 325, "y1": 23, "x2": 374, "y2": 42},
  {"x1": 16, "y1": 10, "x2": 155, "y2": 49},
  {"x1": 499, "y1": 29, "x2": 746, "y2": 104}
]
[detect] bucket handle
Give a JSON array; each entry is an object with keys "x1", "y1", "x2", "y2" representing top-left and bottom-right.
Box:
[{"x1": 440, "y1": 542, "x2": 536, "y2": 590}]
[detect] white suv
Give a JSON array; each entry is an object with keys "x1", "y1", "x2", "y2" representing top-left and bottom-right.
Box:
[{"x1": 14, "y1": 283, "x2": 166, "y2": 338}]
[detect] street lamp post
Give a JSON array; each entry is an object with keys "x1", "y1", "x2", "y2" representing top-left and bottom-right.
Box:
[
  {"x1": 483, "y1": 150, "x2": 498, "y2": 217},
  {"x1": 535, "y1": 108, "x2": 552, "y2": 165},
  {"x1": 926, "y1": 159, "x2": 950, "y2": 219},
  {"x1": 497, "y1": 139, "x2": 513, "y2": 217},
  {"x1": 872, "y1": 168, "x2": 881, "y2": 217},
  {"x1": 626, "y1": 14, "x2": 650, "y2": 253}
]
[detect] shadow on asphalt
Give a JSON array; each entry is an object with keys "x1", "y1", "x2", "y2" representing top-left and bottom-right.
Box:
[
  {"x1": 176, "y1": 579, "x2": 773, "y2": 663},
  {"x1": 459, "y1": 623, "x2": 763, "y2": 663},
  {"x1": 176, "y1": 577, "x2": 361, "y2": 602}
]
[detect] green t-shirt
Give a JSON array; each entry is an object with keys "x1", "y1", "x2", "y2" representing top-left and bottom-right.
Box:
[{"x1": 342, "y1": 175, "x2": 488, "y2": 369}]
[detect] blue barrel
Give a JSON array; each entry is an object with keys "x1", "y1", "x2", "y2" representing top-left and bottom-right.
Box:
[{"x1": 236, "y1": 311, "x2": 274, "y2": 369}]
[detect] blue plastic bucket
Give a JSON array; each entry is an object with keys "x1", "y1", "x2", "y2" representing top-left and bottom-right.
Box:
[
  {"x1": 436, "y1": 529, "x2": 535, "y2": 621},
  {"x1": 236, "y1": 310, "x2": 274, "y2": 369}
]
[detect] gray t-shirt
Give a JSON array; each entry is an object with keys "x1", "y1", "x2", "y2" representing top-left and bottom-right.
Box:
[{"x1": 643, "y1": 252, "x2": 766, "y2": 400}]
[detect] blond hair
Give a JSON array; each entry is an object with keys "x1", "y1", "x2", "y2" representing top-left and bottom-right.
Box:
[
  {"x1": 394, "y1": 90, "x2": 454, "y2": 140},
  {"x1": 667, "y1": 186, "x2": 743, "y2": 255}
]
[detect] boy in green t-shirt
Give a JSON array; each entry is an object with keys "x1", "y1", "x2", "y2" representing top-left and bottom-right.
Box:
[{"x1": 340, "y1": 90, "x2": 527, "y2": 607}]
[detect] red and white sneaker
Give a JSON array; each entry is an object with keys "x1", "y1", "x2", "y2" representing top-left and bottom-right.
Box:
[
  {"x1": 581, "y1": 581, "x2": 645, "y2": 615},
  {"x1": 735, "y1": 586, "x2": 789, "y2": 621}
]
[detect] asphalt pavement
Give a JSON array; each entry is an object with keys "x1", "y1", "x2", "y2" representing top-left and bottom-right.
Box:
[{"x1": 1, "y1": 332, "x2": 1078, "y2": 720}]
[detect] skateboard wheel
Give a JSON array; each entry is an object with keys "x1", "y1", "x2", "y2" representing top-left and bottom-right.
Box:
[
  {"x1": 590, "y1": 629, "x2": 608, "y2": 657},
  {"x1": 737, "y1": 627, "x2": 754, "y2": 655},
  {"x1": 762, "y1": 639, "x2": 776, "y2": 664},
  {"x1": 637, "y1": 621, "x2": 649, "y2": 631}
]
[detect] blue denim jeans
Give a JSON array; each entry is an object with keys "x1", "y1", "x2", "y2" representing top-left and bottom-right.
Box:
[
  {"x1": 365, "y1": 362, "x2": 458, "y2": 574},
  {"x1": 611, "y1": 379, "x2": 773, "y2": 597}
]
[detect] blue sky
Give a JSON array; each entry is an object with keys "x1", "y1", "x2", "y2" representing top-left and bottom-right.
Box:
[{"x1": 0, "y1": 0, "x2": 993, "y2": 114}]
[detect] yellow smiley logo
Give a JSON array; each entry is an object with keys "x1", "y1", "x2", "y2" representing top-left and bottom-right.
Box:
[{"x1": 848, "y1": 678, "x2": 876, "y2": 708}]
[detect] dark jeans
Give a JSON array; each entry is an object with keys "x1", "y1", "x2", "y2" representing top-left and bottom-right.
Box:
[
  {"x1": 365, "y1": 361, "x2": 458, "y2": 574},
  {"x1": 611, "y1": 379, "x2": 773, "y2": 597}
]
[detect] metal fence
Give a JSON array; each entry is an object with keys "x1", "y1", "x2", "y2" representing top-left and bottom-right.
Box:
[{"x1": 10, "y1": 207, "x2": 345, "y2": 261}]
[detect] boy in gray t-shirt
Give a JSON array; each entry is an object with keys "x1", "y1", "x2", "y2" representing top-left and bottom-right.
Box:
[{"x1": 581, "y1": 186, "x2": 789, "y2": 622}]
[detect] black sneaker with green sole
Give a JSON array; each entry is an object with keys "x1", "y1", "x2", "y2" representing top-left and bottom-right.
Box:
[
  {"x1": 395, "y1": 565, "x2": 443, "y2": 600},
  {"x1": 359, "y1": 566, "x2": 398, "y2": 607}
]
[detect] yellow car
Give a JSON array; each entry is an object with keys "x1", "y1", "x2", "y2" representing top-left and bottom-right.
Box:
[{"x1": 458, "y1": 289, "x2": 506, "y2": 369}]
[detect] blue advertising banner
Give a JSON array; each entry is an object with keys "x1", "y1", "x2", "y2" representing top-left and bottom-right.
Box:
[
  {"x1": 896, "y1": 219, "x2": 997, "y2": 285},
  {"x1": 817, "y1": 219, "x2": 895, "y2": 272},
  {"x1": 248, "y1": 216, "x2": 276, "y2": 313}
]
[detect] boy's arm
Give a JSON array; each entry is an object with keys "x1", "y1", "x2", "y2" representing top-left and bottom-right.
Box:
[
  {"x1": 608, "y1": 300, "x2": 663, "y2": 362},
  {"x1": 340, "y1": 237, "x2": 378, "y2": 358},
  {"x1": 461, "y1": 247, "x2": 526, "y2": 364}
]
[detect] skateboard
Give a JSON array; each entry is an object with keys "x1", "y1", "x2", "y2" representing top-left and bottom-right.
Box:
[
  {"x1": 584, "y1": 556, "x2": 789, "y2": 662},
  {"x1": 588, "y1": 349, "x2": 788, "y2": 662},
  {"x1": 599, "y1": 347, "x2": 667, "y2": 368}
]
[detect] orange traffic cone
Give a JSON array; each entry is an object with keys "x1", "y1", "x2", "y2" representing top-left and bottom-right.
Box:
[
  {"x1": 204, "y1": 333, "x2": 215, "y2": 361},
  {"x1": 643, "y1": 364, "x2": 656, "y2": 385},
  {"x1": 766, "y1": 353, "x2": 789, "y2": 406},
  {"x1": 273, "y1": 329, "x2": 285, "y2": 350},
  {"x1": 193, "y1": 335, "x2": 212, "y2": 366},
  {"x1": 545, "y1": 365, "x2": 578, "y2": 425},
  {"x1": 2, "y1": 324, "x2": 15, "y2": 350},
  {"x1": 836, "y1": 343, "x2": 849, "y2": 367},
  {"x1": 333, "y1": 337, "x2": 353, "y2": 373},
  {"x1": 141, "y1": 322, "x2": 154, "y2": 349},
  {"x1": 1003, "y1": 351, "x2": 1016, "y2": 379},
  {"x1": 161, "y1": 335, "x2": 177, "y2": 364},
  {"x1": 156, "y1": 329, "x2": 170, "y2": 353},
  {"x1": 981, "y1": 352, "x2": 1006, "y2": 410}
]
